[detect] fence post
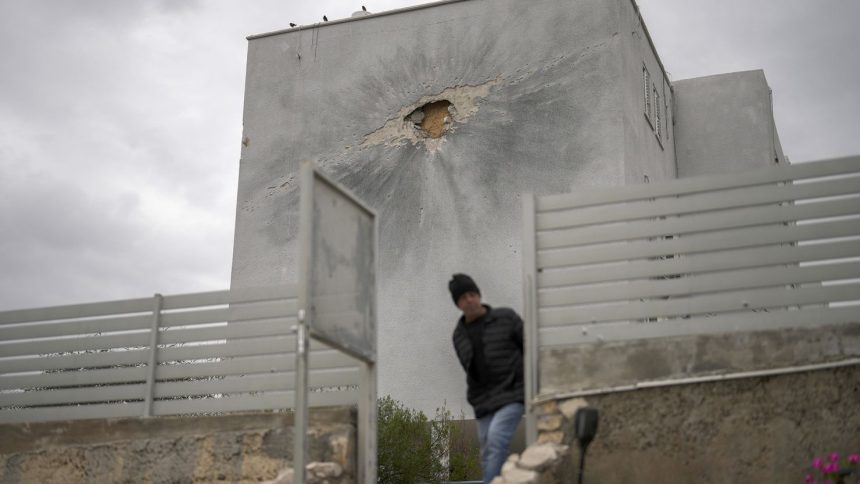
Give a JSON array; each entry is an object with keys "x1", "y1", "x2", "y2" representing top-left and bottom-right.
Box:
[
  {"x1": 358, "y1": 360, "x2": 377, "y2": 484},
  {"x1": 294, "y1": 316, "x2": 309, "y2": 484},
  {"x1": 143, "y1": 293, "x2": 163, "y2": 418},
  {"x1": 294, "y1": 160, "x2": 315, "y2": 484},
  {"x1": 521, "y1": 193, "x2": 539, "y2": 444}
]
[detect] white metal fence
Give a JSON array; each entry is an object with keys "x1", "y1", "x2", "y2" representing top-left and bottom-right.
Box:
[
  {"x1": 0, "y1": 285, "x2": 359, "y2": 424},
  {"x1": 521, "y1": 155, "x2": 860, "y2": 436}
]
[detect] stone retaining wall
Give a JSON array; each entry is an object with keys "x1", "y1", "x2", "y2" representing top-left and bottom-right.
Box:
[
  {"x1": 0, "y1": 407, "x2": 355, "y2": 484},
  {"x1": 492, "y1": 365, "x2": 859, "y2": 483}
]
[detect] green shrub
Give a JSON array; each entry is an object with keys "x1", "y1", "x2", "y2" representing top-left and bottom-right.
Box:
[
  {"x1": 434, "y1": 406, "x2": 482, "y2": 481},
  {"x1": 377, "y1": 396, "x2": 481, "y2": 483},
  {"x1": 377, "y1": 395, "x2": 446, "y2": 483}
]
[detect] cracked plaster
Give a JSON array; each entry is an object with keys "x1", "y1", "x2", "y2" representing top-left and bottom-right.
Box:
[{"x1": 360, "y1": 78, "x2": 502, "y2": 152}]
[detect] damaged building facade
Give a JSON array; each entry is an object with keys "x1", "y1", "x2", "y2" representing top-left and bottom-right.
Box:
[{"x1": 231, "y1": 0, "x2": 785, "y2": 417}]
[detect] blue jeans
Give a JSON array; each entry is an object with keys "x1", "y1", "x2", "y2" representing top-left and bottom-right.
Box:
[{"x1": 477, "y1": 402, "x2": 524, "y2": 483}]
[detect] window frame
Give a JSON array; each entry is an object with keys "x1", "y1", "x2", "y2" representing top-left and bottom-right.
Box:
[
  {"x1": 643, "y1": 65, "x2": 652, "y2": 122},
  {"x1": 653, "y1": 85, "x2": 661, "y2": 140}
]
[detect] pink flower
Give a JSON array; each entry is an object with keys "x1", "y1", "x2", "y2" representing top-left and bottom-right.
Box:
[
  {"x1": 830, "y1": 452, "x2": 840, "y2": 463},
  {"x1": 848, "y1": 454, "x2": 860, "y2": 463},
  {"x1": 805, "y1": 474, "x2": 813, "y2": 483},
  {"x1": 813, "y1": 457, "x2": 823, "y2": 469},
  {"x1": 824, "y1": 463, "x2": 838, "y2": 473}
]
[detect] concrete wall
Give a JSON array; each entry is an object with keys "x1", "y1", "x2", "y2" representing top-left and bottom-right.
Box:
[
  {"x1": 0, "y1": 408, "x2": 355, "y2": 484},
  {"x1": 619, "y1": 1, "x2": 676, "y2": 184},
  {"x1": 232, "y1": 0, "x2": 676, "y2": 417},
  {"x1": 539, "y1": 322, "x2": 860, "y2": 397},
  {"x1": 536, "y1": 365, "x2": 860, "y2": 483},
  {"x1": 674, "y1": 70, "x2": 786, "y2": 177}
]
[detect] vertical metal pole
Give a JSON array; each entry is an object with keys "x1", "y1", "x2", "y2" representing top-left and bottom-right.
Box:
[
  {"x1": 358, "y1": 210, "x2": 378, "y2": 483},
  {"x1": 143, "y1": 293, "x2": 163, "y2": 418},
  {"x1": 358, "y1": 360, "x2": 377, "y2": 483},
  {"x1": 294, "y1": 316, "x2": 309, "y2": 484},
  {"x1": 521, "y1": 194, "x2": 539, "y2": 444},
  {"x1": 294, "y1": 160, "x2": 315, "y2": 484}
]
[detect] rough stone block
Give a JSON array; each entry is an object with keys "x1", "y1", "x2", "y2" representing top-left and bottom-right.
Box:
[
  {"x1": 559, "y1": 398, "x2": 588, "y2": 420},
  {"x1": 501, "y1": 466, "x2": 538, "y2": 484},
  {"x1": 536, "y1": 401, "x2": 559, "y2": 416},
  {"x1": 265, "y1": 462, "x2": 344, "y2": 484},
  {"x1": 501, "y1": 459, "x2": 518, "y2": 474},
  {"x1": 537, "y1": 431, "x2": 563, "y2": 445},
  {"x1": 267, "y1": 467, "x2": 294, "y2": 484},
  {"x1": 536, "y1": 414, "x2": 563, "y2": 431},
  {"x1": 308, "y1": 462, "x2": 343, "y2": 478},
  {"x1": 518, "y1": 444, "x2": 560, "y2": 471}
]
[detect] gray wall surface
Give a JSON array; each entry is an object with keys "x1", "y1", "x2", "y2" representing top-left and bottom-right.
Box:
[
  {"x1": 619, "y1": 1, "x2": 676, "y2": 183},
  {"x1": 540, "y1": 322, "x2": 860, "y2": 397},
  {"x1": 0, "y1": 409, "x2": 355, "y2": 483},
  {"x1": 232, "y1": 0, "x2": 675, "y2": 416},
  {"x1": 546, "y1": 365, "x2": 860, "y2": 483},
  {"x1": 674, "y1": 70, "x2": 785, "y2": 177}
]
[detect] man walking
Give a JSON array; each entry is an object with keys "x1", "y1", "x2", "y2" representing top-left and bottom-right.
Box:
[{"x1": 449, "y1": 273, "x2": 524, "y2": 483}]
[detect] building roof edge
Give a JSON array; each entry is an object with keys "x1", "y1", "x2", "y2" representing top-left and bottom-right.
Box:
[
  {"x1": 247, "y1": 0, "x2": 473, "y2": 40},
  {"x1": 628, "y1": 0, "x2": 674, "y2": 93}
]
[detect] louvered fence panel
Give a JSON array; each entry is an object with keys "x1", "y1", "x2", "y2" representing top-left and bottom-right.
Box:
[
  {"x1": 524, "y1": 156, "x2": 860, "y2": 400},
  {"x1": 538, "y1": 240, "x2": 860, "y2": 287},
  {"x1": 0, "y1": 284, "x2": 358, "y2": 423},
  {"x1": 539, "y1": 219, "x2": 860, "y2": 267}
]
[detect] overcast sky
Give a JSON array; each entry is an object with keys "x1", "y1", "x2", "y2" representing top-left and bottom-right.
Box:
[{"x1": 1, "y1": 0, "x2": 858, "y2": 310}]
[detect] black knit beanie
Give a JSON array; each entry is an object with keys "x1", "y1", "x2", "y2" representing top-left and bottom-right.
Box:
[{"x1": 448, "y1": 273, "x2": 480, "y2": 305}]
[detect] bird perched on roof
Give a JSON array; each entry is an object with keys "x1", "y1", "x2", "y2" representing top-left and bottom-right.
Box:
[
  {"x1": 323, "y1": 15, "x2": 328, "y2": 21},
  {"x1": 289, "y1": 22, "x2": 296, "y2": 27}
]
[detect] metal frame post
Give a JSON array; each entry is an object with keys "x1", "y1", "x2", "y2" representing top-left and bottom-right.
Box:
[
  {"x1": 294, "y1": 316, "x2": 310, "y2": 484},
  {"x1": 143, "y1": 293, "x2": 163, "y2": 418},
  {"x1": 521, "y1": 193, "x2": 539, "y2": 444},
  {"x1": 357, "y1": 211, "x2": 378, "y2": 483},
  {"x1": 294, "y1": 160, "x2": 315, "y2": 484},
  {"x1": 358, "y1": 360, "x2": 377, "y2": 483},
  {"x1": 297, "y1": 160, "x2": 378, "y2": 481}
]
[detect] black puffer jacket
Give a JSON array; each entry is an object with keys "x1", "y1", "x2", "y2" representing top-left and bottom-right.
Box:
[{"x1": 452, "y1": 305, "x2": 524, "y2": 418}]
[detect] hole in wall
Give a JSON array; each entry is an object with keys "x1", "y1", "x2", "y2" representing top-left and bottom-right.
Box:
[{"x1": 407, "y1": 100, "x2": 454, "y2": 139}]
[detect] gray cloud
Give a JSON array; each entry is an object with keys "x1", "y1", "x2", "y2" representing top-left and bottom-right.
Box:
[
  {"x1": 1, "y1": 0, "x2": 858, "y2": 310},
  {"x1": 639, "y1": 0, "x2": 860, "y2": 161}
]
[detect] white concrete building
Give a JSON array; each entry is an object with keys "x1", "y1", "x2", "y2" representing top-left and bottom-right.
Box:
[{"x1": 230, "y1": 0, "x2": 785, "y2": 417}]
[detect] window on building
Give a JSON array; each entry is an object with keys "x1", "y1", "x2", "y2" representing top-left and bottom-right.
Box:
[
  {"x1": 654, "y1": 87, "x2": 661, "y2": 139},
  {"x1": 663, "y1": 83, "x2": 670, "y2": 141},
  {"x1": 643, "y1": 66, "x2": 651, "y2": 118}
]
